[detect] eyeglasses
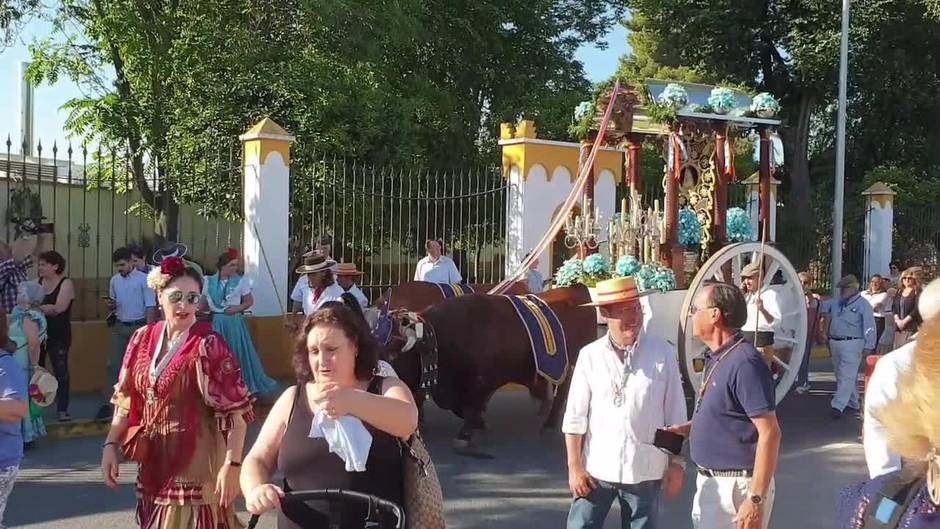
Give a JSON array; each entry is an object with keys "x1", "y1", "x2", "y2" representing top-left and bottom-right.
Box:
[
  {"x1": 165, "y1": 290, "x2": 202, "y2": 305},
  {"x1": 689, "y1": 305, "x2": 717, "y2": 316}
]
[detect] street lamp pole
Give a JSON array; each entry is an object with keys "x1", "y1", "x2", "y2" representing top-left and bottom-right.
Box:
[{"x1": 831, "y1": 0, "x2": 850, "y2": 294}]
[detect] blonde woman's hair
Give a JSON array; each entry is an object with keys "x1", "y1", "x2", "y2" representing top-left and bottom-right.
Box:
[{"x1": 876, "y1": 313, "x2": 940, "y2": 494}]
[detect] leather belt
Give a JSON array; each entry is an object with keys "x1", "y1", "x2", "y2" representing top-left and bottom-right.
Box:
[
  {"x1": 697, "y1": 467, "x2": 753, "y2": 478},
  {"x1": 829, "y1": 336, "x2": 861, "y2": 341},
  {"x1": 119, "y1": 319, "x2": 146, "y2": 326}
]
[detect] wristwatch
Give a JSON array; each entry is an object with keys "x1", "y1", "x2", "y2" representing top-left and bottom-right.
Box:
[{"x1": 749, "y1": 494, "x2": 764, "y2": 505}]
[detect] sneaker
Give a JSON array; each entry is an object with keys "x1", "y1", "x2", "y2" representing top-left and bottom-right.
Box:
[
  {"x1": 57, "y1": 411, "x2": 71, "y2": 423},
  {"x1": 94, "y1": 404, "x2": 113, "y2": 422},
  {"x1": 794, "y1": 383, "x2": 811, "y2": 395},
  {"x1": 831, "y1": 407, "x2": 844, "y2": 420}
]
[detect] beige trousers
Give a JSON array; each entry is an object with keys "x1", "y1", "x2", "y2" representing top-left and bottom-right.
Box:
[{"x1": 692, "y1": 474, "x2": 775, "y2": 529}]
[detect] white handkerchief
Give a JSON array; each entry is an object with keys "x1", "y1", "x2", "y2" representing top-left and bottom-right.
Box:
[{"x1": 309, "y1": 409, "x2": 373, "y2": 472}]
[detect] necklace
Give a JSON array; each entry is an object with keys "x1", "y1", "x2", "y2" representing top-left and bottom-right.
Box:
[
  {"x1": 695, "y1": 337, "x2": 745, "y2": 413},
  {"x1": 609, "y1": 336, "x2": 636, "y2": 407}
]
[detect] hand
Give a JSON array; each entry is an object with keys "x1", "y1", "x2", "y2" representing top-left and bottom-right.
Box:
[
  {"x1": 568, "y1": 466, "x2": 597, "y2": 498},
  {"x1": 106, "y1": 299, "x2": 117, "y2": 310},
  {"x1": 863, "y1": 349, "x2": 874, "y2": 356},
  {"x1": 312, "y1": 382, "x2": 360, "y2": 419},
  {"x1": 734, "y1": 498, "x2": 763, "y2": 529},
  {"x1": 224, "y1": 306, "x2": 242, "y2": 315},
  {"x1": 101, "y1": 444, "x2": 121, "y2": 489},
  {"x1": 246, "y1": 483, "x2": 285, "y2": 515},
  {"x1": 664, "y1": 422, "x2": 692, "y2": 438},
  {"x1": 215, "y1": 462, "x2": 241, "y2": 509},
  {"x1": 662, "y1": 463, "x2": 684, "y2": 500},
  {"x1": 755, "y1": 298, "x2": 764, "y2": 311}
]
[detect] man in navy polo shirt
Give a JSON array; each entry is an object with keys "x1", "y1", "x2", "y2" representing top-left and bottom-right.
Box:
[{"x1": 667, "y1": 282, "x2": 781, "y2": 529}]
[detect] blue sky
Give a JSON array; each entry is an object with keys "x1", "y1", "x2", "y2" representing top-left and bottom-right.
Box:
[{"x1": 0, "y1": 20, "x2": 630, "y2": 149}]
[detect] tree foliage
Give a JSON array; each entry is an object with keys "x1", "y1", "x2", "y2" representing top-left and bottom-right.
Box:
[{"x1": 25, "y1": 0, "x2": 622, "y2": 237}]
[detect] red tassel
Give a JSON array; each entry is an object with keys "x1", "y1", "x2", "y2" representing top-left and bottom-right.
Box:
[{"x1": 672, "y1": 134, "x2": 683, "y2": 181}]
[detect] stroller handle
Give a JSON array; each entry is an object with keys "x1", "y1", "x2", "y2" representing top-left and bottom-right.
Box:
[{"x1": 246, "y1": 489, "x2": 405, "y2": 529}]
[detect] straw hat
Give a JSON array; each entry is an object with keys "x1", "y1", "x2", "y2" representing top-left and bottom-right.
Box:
[
  {"x1": 581, "y1": 277, "x2": 651, "y2": 307},
  {"x1": 335, "y1": 262, "x2": 364, "y2": 276},
  {"x1": 295, "y1": 251, "x2": 336, "y2": 275},
  {"x1": 29, "y1": 367, "x2": 58, "y2": 408}
]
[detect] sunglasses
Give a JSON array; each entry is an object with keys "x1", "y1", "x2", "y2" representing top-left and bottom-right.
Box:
[
  {"x1": 165, "y1": 290, "x2": 202, "y2": 305},
  {"x1": 689, "y1": 305, "x2": 716, "y2": 316}
]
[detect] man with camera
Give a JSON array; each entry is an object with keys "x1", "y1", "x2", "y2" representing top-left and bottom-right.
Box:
[
  {"x1": 667, "y1": 282, "x2": 781, "y2": 529},
  {"x1": 562, "y1": 276, "x2": 687, "y2": 529}
]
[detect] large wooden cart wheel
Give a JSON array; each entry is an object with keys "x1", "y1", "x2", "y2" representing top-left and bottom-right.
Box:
[{"x1": 678, "y1": 242, "x2": 808, "y2": 405}]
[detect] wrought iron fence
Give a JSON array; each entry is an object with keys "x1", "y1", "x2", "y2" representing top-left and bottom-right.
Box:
[
  {"x1": 288, "y1": 155, "x2": 508, "y2": 299},
  {"x1": 893, "y1": 204, "x2": 940, "y2": 280},
  {"x1": 2, "y1": 137, "x2": 242, "y2": 320}
]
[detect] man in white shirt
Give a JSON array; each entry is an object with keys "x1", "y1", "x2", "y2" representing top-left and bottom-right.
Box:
[
  {"x1": 335, "y1": 262, "x2": 368, "y2": 307},
  {"x1": 289, "y1": 251, "x2": 345, "y2": 316},
  {"x1": 740, "y1": 262, "x2": 781, "y2": 365},
  {"x1": 563, "y1": 276, "x2": 686, "y2": 529},
  {"x1": 414, "y1": 239, "x2": 462, "y2": 284},
  {"x1": 864, "y1": 278, "x2": 940, "y2": 478}
]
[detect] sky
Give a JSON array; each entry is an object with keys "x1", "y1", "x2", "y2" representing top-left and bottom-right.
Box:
[{"x1": 0, "y1": 19, "x2": 631, "y2": 151}]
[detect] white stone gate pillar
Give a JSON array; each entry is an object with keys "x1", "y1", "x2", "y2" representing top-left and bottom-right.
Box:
[
  {"x1": 240, "y1": 118, "x2": 294, "y2": 316},
  {"x1": 862, "y1": 182, "x2": 895, "y2": 280}
]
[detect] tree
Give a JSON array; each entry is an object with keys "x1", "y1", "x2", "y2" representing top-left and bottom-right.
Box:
[
  {"x1": 26, "y1": 0, "x2": 623, "y2": 237},
  {"x1": 0, "y1": 0, "x2": 38, "y2": 46}
]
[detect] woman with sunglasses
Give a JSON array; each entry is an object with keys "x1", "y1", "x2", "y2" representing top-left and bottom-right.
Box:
[
  {"x1": 99, "y1": 256, "x2": 254, "y2": 529},
  {"x1": 893, "y1": 268, "x2": 923, "y2": 349}
]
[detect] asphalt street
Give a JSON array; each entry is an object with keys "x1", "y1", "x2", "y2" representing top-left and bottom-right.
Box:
[{"x1": 8, "y1": 359, "x2": 866, "y2": 529}]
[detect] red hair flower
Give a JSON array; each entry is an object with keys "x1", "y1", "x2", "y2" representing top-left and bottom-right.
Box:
[
  {"x1": 226, "y1": 247, "x2": 239, "y2": 260},
  {"x1": 160, "y1": 256, "x2": 185, "y2": 277}
]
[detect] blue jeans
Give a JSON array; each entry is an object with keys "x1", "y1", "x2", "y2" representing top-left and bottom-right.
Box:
[
  {"x1": 567, "y1": 479, "x2": 661, "y2": 529},
  {"x1": 796, "y1": 338, "x2": 812, "y2": 386}
]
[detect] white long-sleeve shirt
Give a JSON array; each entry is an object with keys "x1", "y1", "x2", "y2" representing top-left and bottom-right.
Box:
[
  {"x1": 744, "y1": 288, "x2": 781, "y2": 333},
  {"x1": 562, "y1": 332, "x2": 687, "y2": 485},
  {"x1": 414, "y1": 255, "x2": 462, "y2": 284},
  {"x1": 863, "y1": 342, "x2": 915, "y2": 478}
]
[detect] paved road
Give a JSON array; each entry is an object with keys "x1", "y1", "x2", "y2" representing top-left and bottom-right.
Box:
[{"x1": 9, "y1": 360, "x2": 866, "y2": 528}]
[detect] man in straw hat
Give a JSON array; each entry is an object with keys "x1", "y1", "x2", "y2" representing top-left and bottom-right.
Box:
[
  {"x1": 864, "y1": 277, "x2": 940, "y2": 478},
  {"x1": 289, "y1": 251, "x2": 344, "y2": 316},
  {"x1": 335, "y1": 262, "x2": 368, "y2": 307},
  {"x1": 666, "y1": 282, "x2": 780, "y2": 529},
  {"x1": 820, "y1": 274, "x2": 876, "y2": 420},
  {"x1": 562, "y1": 277, "x2": 686, "y2": 529},
  {"x1": 740, "y1": 261, "x2": 782, "y2": 366},
  {"x1": 838, "y1": 308, "x2": 940, "y2": 528}
]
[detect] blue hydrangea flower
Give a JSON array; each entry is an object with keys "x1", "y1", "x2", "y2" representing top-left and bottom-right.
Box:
[
  {"x1": 678, "y1": 208, "x2": 702, "y2": 247},
  {"x1": 636, "y1": 263, "x2": 677, "y2": 294},
  {"x1": 708, "y1": 87, "x2": 735, "y2": 112},
  {"x1": 659, "y1": 83, "x2": 689, "y2": 109},
  {"x1": 582, "y1": 253, "x2": 609, "y2": 276},
  {"x1": 726, "y1": 207, "x2": 753, "y2": 242},
  {"x1": 750, "y1": 92, "x2": 781, "y2": 115},
  {"x1": 614, "y1": 255, "x2": 641, "y2": 278},
  {"x1": 554, "y1": 257, "x2": 583, "y2": 287}
]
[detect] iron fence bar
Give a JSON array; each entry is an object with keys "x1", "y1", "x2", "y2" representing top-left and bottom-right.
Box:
[
  {"x1": 66, "y1": 144, "x2": 73, "y2": 284},
  {"x1": 404, "y1": 167, "x2": 412, "y2": 286},
  {"x1": 474, "y1": 166, "x2": 482, "y2": 282},
  {"x1": 95, "y1": 146, "x2": 104, "y2": 319},
  {"x1": 331, "y1": 155, "x2": 338, "y2": 262},
  {"x1": 81, "y1": 144, "x2": 89, "y2": 318},
  {"x1": 489, "y1": 168, "x2": 497, "y2": 282},
  {"x1": 110, "y1": 148, "x2": 117, "y2": 267},
  {"x1": 4, "y1": 137, "x2": 10, "y2": 244},
  {"x1": 369, "y1": 164, "x2": 377, "y2": 291}
]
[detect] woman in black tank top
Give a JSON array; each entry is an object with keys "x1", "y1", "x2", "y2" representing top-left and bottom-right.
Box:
[
  {"x1": 36, "y1": 251, "x2": 75, "y2": 421},
  {"x1": 241, "y1": 303, "x2": 418, "y2": 528}
]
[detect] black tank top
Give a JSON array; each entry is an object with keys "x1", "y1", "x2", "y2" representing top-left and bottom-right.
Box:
[
  {"x1": 277, "y1": 378, "x2": 404, "y2": 529},
  {"x1": 40, "y1": 278, "x2": 72, "y2": 345}
]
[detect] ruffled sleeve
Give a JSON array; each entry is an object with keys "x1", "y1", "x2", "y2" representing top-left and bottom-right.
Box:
[
  {"x1": 110, "y1": 326, "x2": 150, "y2": 419},
  {"x1": 195, "y1": 333, "x2": 255, "y2": 430},
  {"x1": 238, "y1": 276, "x2": 253, "y2": 297}
]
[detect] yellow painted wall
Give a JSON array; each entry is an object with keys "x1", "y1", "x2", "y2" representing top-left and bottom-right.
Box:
[
  {"x1": 501, "y1": 141, "x2": 623, "y2": 183},
  {"x1": 69, "y1": 315, "x2": 298, "y2": 393}
]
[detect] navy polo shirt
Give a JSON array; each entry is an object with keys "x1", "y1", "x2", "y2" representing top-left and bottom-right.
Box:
[{"x1": 690, "y1": 334, "x2": 776, "y2": 471}]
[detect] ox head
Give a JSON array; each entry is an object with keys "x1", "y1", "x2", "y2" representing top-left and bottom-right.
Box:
[{"x1": 378, "y1": 310, "x2": 437, "y2": 395}]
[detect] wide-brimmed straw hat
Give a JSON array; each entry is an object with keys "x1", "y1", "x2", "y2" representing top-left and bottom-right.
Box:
[
  {"x1": 335, "y1": 262, "x2": 364, "y2": 276},
  {"x1": 581, "y1": 276, "x2": 652, "y2": 307},
  {"x1": 29, "y1": 367, "x2": 58, "y2": 408},
  {"x1": 295, "y1": 251, "x2": 336, "y2": 275}
]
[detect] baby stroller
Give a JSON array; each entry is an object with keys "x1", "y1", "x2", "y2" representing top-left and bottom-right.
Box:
[{"x1": 247, "y1": 489, "x2": 406, "y2": 529}]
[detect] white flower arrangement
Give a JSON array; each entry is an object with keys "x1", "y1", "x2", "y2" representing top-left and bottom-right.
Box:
[
  {"x1": 750, "y1": 92, "x2": 781, "y2": 117},
  {"x1": 658, "y1": 83, "x2": 689, "y2": 109},
  {"x1": 708, "y1": 87, "x2": 736, "y2": 114},
  {"x1": 147, "y1": 267, "x2": 172, "y2": 290}
]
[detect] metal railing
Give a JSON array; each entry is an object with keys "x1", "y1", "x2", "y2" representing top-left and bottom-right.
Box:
[{"x1": 288, "y1": 155, "x2": 508, "y2": 299}]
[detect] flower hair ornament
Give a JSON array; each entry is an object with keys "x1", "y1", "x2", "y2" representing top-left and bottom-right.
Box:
[
  {"x1": 226, "y1": 247, "x2": 239, "y2": 260},
  {"x1": 147, "y1": 256, "x2": 186, "y2": 290}
]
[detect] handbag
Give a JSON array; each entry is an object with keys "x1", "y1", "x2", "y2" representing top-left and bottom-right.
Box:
[{"x1": 399, "y1": 431, "x2": 445, "y2": 529}]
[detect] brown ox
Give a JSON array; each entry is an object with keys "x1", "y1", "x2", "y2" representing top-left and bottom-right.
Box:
[
  {"x1": 375, "y1": 281, "x2": 531, "y2": 313},
  {"x1": 384, "y1": 285, "x2": 595, "y2": 446}
]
